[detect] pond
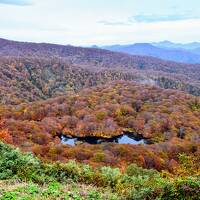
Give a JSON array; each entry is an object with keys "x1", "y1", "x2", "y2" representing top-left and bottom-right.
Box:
[{"x1": 61, "y1": 133, "x2": 147, "y2": 146}]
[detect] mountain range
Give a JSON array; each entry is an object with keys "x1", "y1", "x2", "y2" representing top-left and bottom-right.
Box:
[
  {"x1": 101, "y1": 41, "x2": 200, "y2": 64},
  {"x1": 152, "y1": 40, "x2": 200, "y2": 50}
]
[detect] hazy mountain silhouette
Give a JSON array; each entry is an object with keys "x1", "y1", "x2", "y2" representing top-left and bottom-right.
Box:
[{"x1": 102, "y1": 42, "x2": 200, "y2": 64}]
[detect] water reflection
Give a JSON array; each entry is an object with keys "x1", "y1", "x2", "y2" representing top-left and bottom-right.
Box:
[{"x1": 61, "y1": 133, "x2": 146, "y2": 146}]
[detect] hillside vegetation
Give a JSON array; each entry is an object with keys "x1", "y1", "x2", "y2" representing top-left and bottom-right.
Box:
[
  {"x1": 0, "y1": 39, "x2": 200, "y2": 104},
  {"x1": 1, "y1": 38, "x2": 200, "y2": 106},
  {"x1": 0, "y1": 142, "x2": 199, "y2": 200},
  {"x1": 2, "y1": 57, "x2": 200, "y2": 106},
  {"x1": 1, "y1": 38, "x2": 200, "y2": 80},
  {"x1": 0, "y1": 81, "x2": 199, "y2": 170}
]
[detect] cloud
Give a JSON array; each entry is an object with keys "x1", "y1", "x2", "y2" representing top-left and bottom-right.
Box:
[
  {"x1": 0, "y1": 0, "x2": 32, "y2": 6},
  {"x1": 98, "y1": 13, "x2": 200, "y2": 27},
  {"x1": 130, "y1": 14, "x2": 200, "y2": 23},
  {"x1": 97, "y1": 20, "x2": 129, "y2": 26}
]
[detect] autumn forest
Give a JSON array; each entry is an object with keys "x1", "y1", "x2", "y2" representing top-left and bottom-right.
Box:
[{"x1": 0, "y1": 38, "x2": 199, "y2": 199}]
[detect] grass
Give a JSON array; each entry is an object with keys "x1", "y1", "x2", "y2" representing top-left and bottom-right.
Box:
[{"x1": 0, "y1": 180, "x2": 118, "y2": 200}]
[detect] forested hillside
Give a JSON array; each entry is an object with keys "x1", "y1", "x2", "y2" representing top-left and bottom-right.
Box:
[
  {"x1": 0, "y1": 81, "x2": 199, "y2": 170},
  {"x1": 2, "y1": 55, "x2": 200, "y2": 105},
  {"x1": 1, "y1": 38, "x2": 200, "y2": 79}
]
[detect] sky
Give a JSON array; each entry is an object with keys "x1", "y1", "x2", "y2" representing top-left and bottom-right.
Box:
[{"x1": 0, "y1": 0, "x2": 200, "y2": 45}]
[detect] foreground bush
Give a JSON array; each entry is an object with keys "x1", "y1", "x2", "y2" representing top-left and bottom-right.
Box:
[{"x1": 0, "y1": 142, "x2": 199, "y2": 199}]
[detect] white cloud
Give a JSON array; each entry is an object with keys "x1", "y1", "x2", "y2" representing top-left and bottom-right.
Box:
[
  {"x1": 0, "y1": 0, "x2": 199, "y2": 45},
  {"x1": 130, "y1": 14, "x2": 200, "y2": 23}
]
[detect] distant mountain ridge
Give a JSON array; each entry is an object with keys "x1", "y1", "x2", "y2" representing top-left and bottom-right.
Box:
[
  {"x1": 152, "y1": 40, "x2": 200, "y2": 50},
  {"x1": 101, "y1": 41, "x2": 200, "y2": 64}
]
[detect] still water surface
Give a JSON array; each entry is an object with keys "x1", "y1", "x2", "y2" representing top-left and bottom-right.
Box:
[{"x1": 61, "y1": 134, "x2": 146, "y2": 146}]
